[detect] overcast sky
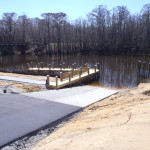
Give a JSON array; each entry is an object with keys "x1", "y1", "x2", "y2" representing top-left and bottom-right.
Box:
[{"x1": 0, "y1": 0, "x2": 149, "y2": 20}]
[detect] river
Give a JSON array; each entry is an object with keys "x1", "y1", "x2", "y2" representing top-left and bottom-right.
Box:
[{"x1": 0, "y1": 53, "x2": 149, "y2": 88}]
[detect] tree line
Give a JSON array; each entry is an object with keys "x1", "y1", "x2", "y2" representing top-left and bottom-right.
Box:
[{"x1": 0, "y1": 3, "x2": 150, "y2": 56}]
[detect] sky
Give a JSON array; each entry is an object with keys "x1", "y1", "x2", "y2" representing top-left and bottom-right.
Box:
[{"x1": 0, "y1": 0, "x2": 149, "y2": 20}]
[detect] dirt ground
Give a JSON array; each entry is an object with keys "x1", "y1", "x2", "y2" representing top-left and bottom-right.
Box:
[
  {"x1": 0, "y1": 80, "x2": 44, "y2": 93},
  {"x1": 0, "y1": 72, "x2": 51, "y2": 92},
  {"x1": 32, "y1": 83, "x2": 150, "y2": 150},
  {"x1": 0, "y1": 72, "x2": 50, "y2": 81}
]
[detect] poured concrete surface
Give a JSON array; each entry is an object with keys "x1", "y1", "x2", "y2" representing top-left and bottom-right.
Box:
[
  {"x1": 0, "y1": 94, "x2": 80, "y2": 147},
  {"x1": 24, "y1": 85, "x2": 118, "y2": 107},
  {"x1": 0, "y1": 85, "x2": 117, "y2": 147}
]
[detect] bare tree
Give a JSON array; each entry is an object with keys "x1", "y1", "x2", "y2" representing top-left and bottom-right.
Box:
[
  {"x1": 0, "y1": 4, "x2": 150, "y2": 56},
  {"x1": 2, "y1": 12, "x2": 16, "y2": 54},
  {"x1": 2, "y1": 12, "x2": 16, "y2": 43},
  {"x1": 49, "y1": 12, "x2": 67, "y2": 55},
  {"x1": 89, "y1": 5, "x2": 110, "y2": 52},
  {"x1": 41, "y1": 13, "x2": 52, "y2": 54},
  {"x1": 141, "y1": 3, "x2": 150, "y2": 53}
]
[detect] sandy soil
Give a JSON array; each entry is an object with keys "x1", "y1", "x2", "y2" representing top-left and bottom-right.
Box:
[
  {"x1": 0, "y1": 72, "x2": 55, "y2": 81},
  {"x1": 0, "y1": 72, "x2": 52, "y2": 92},
  {"x1": 32, "y1": 83, "x2": 150, "y2": 150},
  {"x1": 0, "y1": 80, "x2": 44, "y2": 93}
]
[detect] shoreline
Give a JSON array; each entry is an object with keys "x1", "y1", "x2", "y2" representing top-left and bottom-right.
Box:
[
  {"x1": 0, "y1": 72, "x2": 53, "y2": 93},
  {"x1": 0, "y1": 72, "x2": 150, "y2": 150},
  {"x1": 0, "y1": 72, "x2": 123, "y2": 92}
]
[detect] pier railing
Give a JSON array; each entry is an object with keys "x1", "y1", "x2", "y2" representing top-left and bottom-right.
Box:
[{"x1": 45, "y1": 67, "x2": 99, "y2": 89}]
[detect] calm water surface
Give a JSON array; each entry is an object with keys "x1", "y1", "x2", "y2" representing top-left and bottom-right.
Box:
[{"x1": 0, "y1": 54, "x2": 149, "y2": 88}]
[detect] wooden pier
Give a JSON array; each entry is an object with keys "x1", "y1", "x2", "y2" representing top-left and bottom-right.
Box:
[
  {"x1": 27, "y1": 64, "x2": 100, "y2": 89},
  {"x1": 46, "y1": 68, "x2": 99, "y2": 89}
]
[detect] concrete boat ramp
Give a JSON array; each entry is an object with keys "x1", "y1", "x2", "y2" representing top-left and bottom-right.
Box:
[
  {"x1": 0, "y1": 85, "x2": 117, "y2": 148},
  {"x1": 23, "y1": 86, "x2": 117, "y2": 107}
]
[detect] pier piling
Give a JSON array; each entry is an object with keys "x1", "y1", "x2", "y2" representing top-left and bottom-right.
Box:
[{"x1": 46, "y1": 75, "x2": 50, "y2": 85}]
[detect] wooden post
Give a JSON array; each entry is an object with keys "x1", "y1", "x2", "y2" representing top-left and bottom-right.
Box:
[
  {"x1": 31, "y1": 62, "x2": 33, "y2": 69},
  {"x1": 63, "y1": 62, "x2": 65, "y2": 70},
  {"x1": 94, "y1": 65, "x2": 96, "y2": 73},
  {"x1": 26, "y1": 63, "x2": 29, "y2": 69},
  {"x1": 69, "y1": 73, "x2": 71, "y2": 82},
  {"x1": 56, "y1": 76, "x2": 58, "y2": 88},
  {"x1": 88, "y1": 67, "x2": 90, "y2": 75},
  {"x1": 38, "y1": 63, "x2": 40, "y2": 71},
  {"x1": 60, "y1": 64, "x2": 62, "y2": 70},
  {"x1": 49, "y1": 64, "x2": 51, "y2": 71},
  {"x1": 72, "y1": 64, "x2": 74, "y2": 71},
  {"x1": 60, "y1": 72, "x2": 62, "y2": 81},
  {"x1": 74, "y1": 63, "x2": 76, "y2": 69},
  {"x1": 97, "y1": 63, "x2": 100, "y2": 75},
  {"x1": 71, "y1": 69, "x2": 73, "y2": 77},
  {"x1": 97, "y1": 63, "x2": 100, "y2": 70},
  {"x1": 41, "y1": 62, "x2": 43, "y2": 69},
  {"x1": 52, "y1": 62, "x2": 54, "y2": 69},
  {"x1": 80, "y1": 67, "x2": 82, "y2": 74},
  {"x1": 46, "y1": 75, "x2": 50, "y2": 85},
  {"x1": 87, "y1": 67, "x2": 90, "y2": 83},
  {"x1": 79, "y1": 68, "x2": 82, "y2": 78}
]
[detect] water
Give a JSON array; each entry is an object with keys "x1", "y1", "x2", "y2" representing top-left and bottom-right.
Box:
[{"x1": 0, "y1": 53, "x2": 149, "y2": 88}]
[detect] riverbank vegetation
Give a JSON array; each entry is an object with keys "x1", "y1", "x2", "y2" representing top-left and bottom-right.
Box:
[{"x1": 0, "y1": 4, "x2": 150, "y2": 56}]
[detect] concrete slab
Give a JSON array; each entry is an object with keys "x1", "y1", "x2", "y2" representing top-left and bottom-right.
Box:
[
  {"x1": 0, "y1": 94, "x2": 80, "y2": 147},
  {"x1": 0, "y1": 85, "x2": 117, "y2": 147},
  {"x1": 0, "y1": 76, "x2": 45, "y2": 85},
  {"x1": 23, "y1": 86, "x2": 118, "y2": 107}
]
